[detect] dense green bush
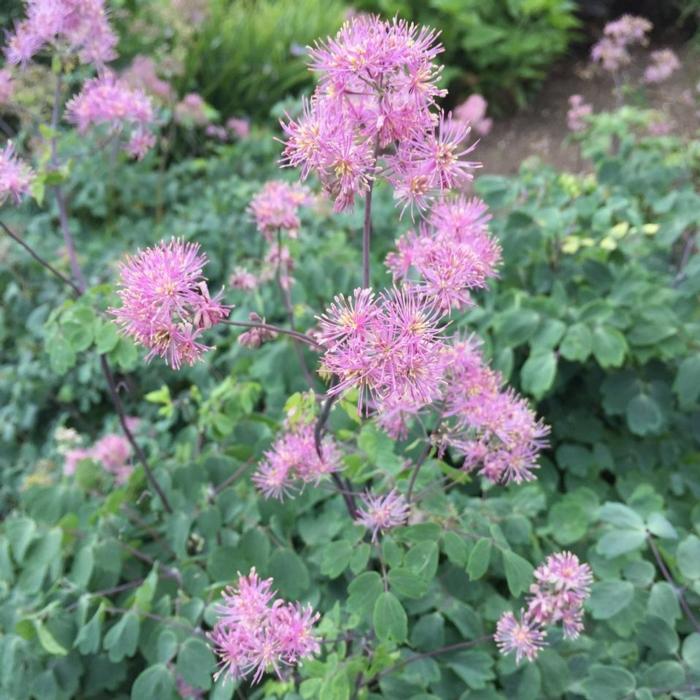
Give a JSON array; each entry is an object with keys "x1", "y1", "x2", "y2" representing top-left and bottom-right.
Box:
[
  {"x1": 353, "y1": 0, "x2": 578, "y2": 106},
  {"x1": 179, "y1": 0, "x2": 345, "y2": 118},
  {"x1": 2, "y1": 98, "x2": 700, "y2": 700}
]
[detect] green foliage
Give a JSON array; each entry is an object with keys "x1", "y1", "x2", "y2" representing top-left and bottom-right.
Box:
[
  {"x1": 181, "y1": 0, "x2": 345, "y2": 118},
  {"x1": 2, "y1": 104, "x2": 700, "y2": 699},
  {"x1": 354, "y1": 0, "x2": 578, "y2": 106}
]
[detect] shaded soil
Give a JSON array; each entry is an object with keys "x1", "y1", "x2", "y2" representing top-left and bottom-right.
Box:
[{"x1": 479, "y1": 41, "x2": 700, "y2": 175}]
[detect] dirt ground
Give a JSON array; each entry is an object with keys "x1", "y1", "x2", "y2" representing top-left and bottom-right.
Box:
[{"x1": 479, "y1": 41, "x2": 700, "y2": 175}]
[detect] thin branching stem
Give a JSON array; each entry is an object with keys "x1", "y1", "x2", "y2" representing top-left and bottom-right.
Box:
[{"x1": 647, "y1": 533, "x2": 700, "y2": 634}]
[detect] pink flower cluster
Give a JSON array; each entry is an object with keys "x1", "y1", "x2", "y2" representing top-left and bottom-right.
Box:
[
  {"x1": 4, "y1": 0, "x2": 117, "y2": 67},
  {"x1": 566, "y1": 95, "x2": 593, "y2": 132},
  {"x1": 111, "y1": 238, "x2": 229, "y2": 369},
  {"x1": 386, "y1": 197, "x2": 500, "y2": 313},
  {"x1": 249, "y1": 180, "x2": 313, "y2": 240},
  {"x1": 210, "y1": 568, "x2": 320, "y2": 684},
  {"x1": 122, "y1": 55, "x2": 174, "y2": 103},
  {"x1": 453, "y1": 94, "x2": 493, "y2": 137},
  {"x1": 66, "y1": 74, "x2": 156, "y2": 159},
  {"x1": 280, "y1": 15, "x2": 480, "y2": 213},
  {"x1": 253, "y1": 423, "x2": 341, "y2": 500},
  {"x1": 439, "y1": 339, "x2": 550, "y2": 485},
  {"x1": 174, "y1": 93, "x2": 210, "y2": 126},
  {"x1": 226, "y1": 117, "x2": 250, "y2": 139},
  {"x1": 318, "y1": 287, "x2": 446, "y2": 413},
  {"x1": 495, "y1": 551, "x2": 592, "y2": 663},
  {"x1": 356, "y1": 489, "x2": 410, "y2": 541},
  {"x1": 64, "y1": 432, "x2": 133, "y2": 483},
  {"x1": 591, "y1": 14, "x2": 651, "y2": 73},
  {"x1": 644, "y1": 49, "x2": 681, "y2": 84},
  {"x1": 0, "y1": 142, "x2": 34, "y2": 205}
]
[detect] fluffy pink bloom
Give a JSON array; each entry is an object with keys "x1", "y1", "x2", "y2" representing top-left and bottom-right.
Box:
[
  {"x1": 110, "y1": 239, "x2": 229, "y2": 369},
  {"x1": 229, "y1": 267, "x2": 259, "y2": 291},
  {"x1": 249, "y1": 181, "x2": 312, "y2": 239},
  {"x1": 440, "y1": 338, "x2": 549, "y2": 484},
  {"x1": 67, "y1": 74, "x2": 153, "y2": 132},
  {"x1": 205, "y1": 125, "x2": 228, "y2": 141},
  {"x1": 603, "y1": 14, "x2": 652, "y2": 46},
  {"x1": 567, "y1": 95, "x2": 593, "y2": 132},
  {"x1": 210, "y1": 568, "x2": 320, "y2": 684},
  {"x1": 125, "y1": 129, "x2": 156, "y2": 160},
  {"x1": 252, "y1": 423, "x2": 341, "y2": 499},
  {"x1": 66, "y1": 74, "x2": 155, "y2": 158},
  {"x1": 648, "y1": 116, "x2": 675, "y2": 136},
  {"x1": 454, "y1": 94, "x2": 493, "y2": 136},
  {"x1": 4, "y1": 0, "x2": 117, "y2": 67},
  {"x1": 591, "y1": 15, "x2": 651, "y2": 74},
  {"x1": 280, "y1": 16, "x2": 480, "y2": 213},
  {"x1": 387, "y1": 197, "x2": 500, "y2": 313},
  {"x1": 644, "y1": 49, "x2": 681, "y2": 84},
  {"x1": 237, "y1": 313, "x2": 276, "y2": 349},
  {"x1": 0, "y1": 69, "x2": 14, "y2": 103},
  {"x1": 174, "y1": 93, "x2": 209, "y2": 126},
  {"x1": 0, "y1": 142, "x2": 34, "y2": 205},
  {"x1": 527, "y1": 551, "x2": 592, "y2": 639},
  {"x1": 591, "y1": 37, "x2": 630, "y2": 73},
  {"x1": 226, "y1": 117, "x2": 250, "y2": 139},
  {"x1": 494, "y1": 610, "x2": 546, "y2": 664},
  {"x1": 318, "y1": 286, "x2": 447, "y2": 413},
  {"x1": 122, "y1": 55, "x2": 174, "y2": 103},
  {"x1": 356, "y1": 489, "x2": 410, "y2": 541},
  {"x1": 91, "y1": 433, "x2": 132, "y2": 483}
]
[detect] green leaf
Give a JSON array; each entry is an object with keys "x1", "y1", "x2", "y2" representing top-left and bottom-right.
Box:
[
  {"x1": 682, "y1": 633, "x2": 700, "y2": 672},
  {"x1": 581, "y1": 665, "x2": 635, "y2": 700},
  {"x1": 104, "y1": 610, "x2": 140, "y2": 662},
  {"x1": 176, "y1": 638, "x2": 216, "y2": 691},
  {"x1": 95, "y1": 321, "x2": 120, "y2": 353},
  {"x1": 320, "y1": 540, "x2": 353, "y2": 579},
  {"x1": 373, "y1": 591, "x2": 407, "y2": 643},
  {"x1": 531, "y1": 318, "x2": 566, "y2": 350},
  {"x1": 496, "y1": 308, "x2": 540, "y2": 346},
  {"x1": 442, "y1": 531, "x2": 468, "y2": 566},
  {"x1": 647, "y1": 582, "x2": 681, "y2": 621},
  {"x1": 588, "y1": 580, "x2": 634, "y2": 619},
  {"x1": 597, "y1": 529, "x2": 646, "y2": 558},
  {"x1": 467, "y1": 538, "x2": 492, "y2": 581},
  {"x1": 521, "y1": 350, "x2": 557, "y2": 398},
  {"x1": 592, "y1": 325, "x2": 627, "y2": 368},
  {"x1": 646, "y1": 513, "x2": 677, "y2": 540},
  {"x1": 641, "y1": 661, "x2": 684, "y2": 689},
  {"x1": 626, "y1": 394, "x2": 663, "y2": 436},
  {"x1": 674, "y1": 355, "x2": 700, "y2": 408},
  {"x1": 502, "y1": 549, "x2": 533, "y2": 596},
  {"x1": 134, "y1": 567, "x2": 158, "y2": 612},
  {"x1": 559, "y1": 323, "x2": 592, "y2": 362},
  {"x1": 74, "y1": 603, "x2": 104, "y2": 655},
  {"x1": 131, "y1": 664, "x2": 176, "y2": 700},
  {"x1": 446, "y1": 651, "x2": 495, "y2": 690},
  {"x1": 388, "y1": 568, "x2": 429, "y2": 599},
  {"x1": 638, "y1": 615, "x2": 679, "y2": 654},
  {"x1": 404, "y1": 541, "x2": 438, "y2": 579},
  {"x1": 598, "y1": 503, "x2": 644, "y2": 529},
  {"x1": 677, "y1": 535, "x2": 700, "y2": 579},
  {"x1": 347, "y1": 572, "x2": 383, "y2": 617},
  {"x1": 34, "y1": 620, "x2": 68, "y2": 656},
  {"x1": 269, "y1": 548, "x2": 310, "y2": 599},
  {"x1": 156, "y1": 630, "x2": 178, "y2": 663},
  {"x1": 6, "y1": 517, "x2": 36, "y2": 563},
  {"x1": 548, "y1": 501, "x2": 588, "y2": 545}
]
